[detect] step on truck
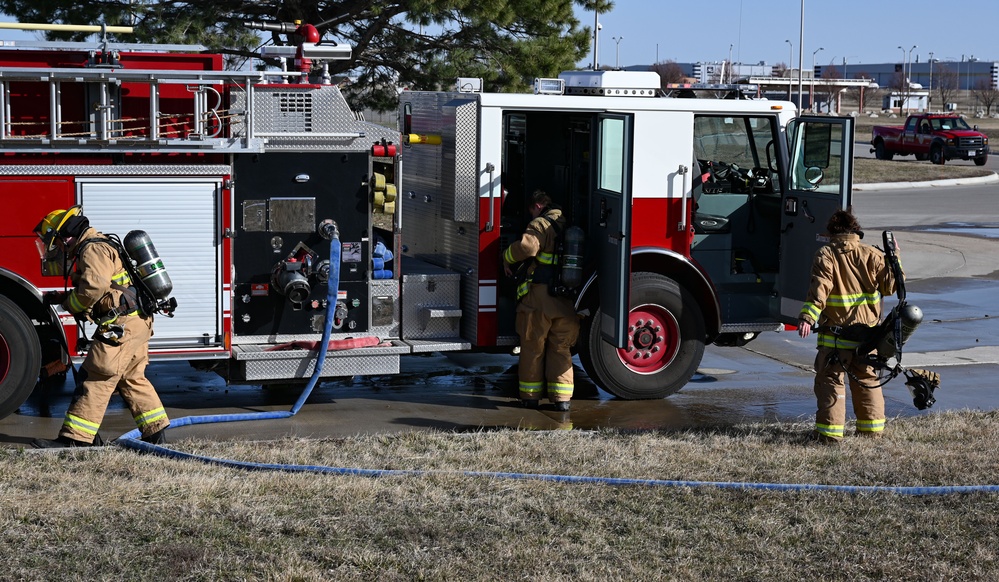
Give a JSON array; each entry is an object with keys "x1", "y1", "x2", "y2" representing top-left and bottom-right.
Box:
[{"x1": 0, "y1": 23, "x2": 854, "y2": 419}]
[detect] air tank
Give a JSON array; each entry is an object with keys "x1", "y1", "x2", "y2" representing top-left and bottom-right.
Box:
[{"x1": 123, "y1": 230, "x2": 173, "y2": 299}]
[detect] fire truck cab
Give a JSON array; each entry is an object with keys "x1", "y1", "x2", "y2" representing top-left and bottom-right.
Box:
[
  {"x1": 400, "y1": 71, "x2": 854, "y2": 399},
  {"x1": 0, "y1": 31, "x2": 853, "y2": 420}
]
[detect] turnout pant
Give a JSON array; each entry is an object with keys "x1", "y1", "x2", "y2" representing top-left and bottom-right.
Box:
[
  {"x1": 515, "y1": 284, "x2": 580, "y2": 403},
  {"x1": 60, "y1": 314, "x2": 169, "y2": 443},
  {"x1": 813, "y1": 346, "x2": 885, "y2": 440}
]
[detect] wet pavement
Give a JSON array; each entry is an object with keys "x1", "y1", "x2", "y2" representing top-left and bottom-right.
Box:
[{"x1": 3, "y1": 184, "x2": 997, "y2": 448}]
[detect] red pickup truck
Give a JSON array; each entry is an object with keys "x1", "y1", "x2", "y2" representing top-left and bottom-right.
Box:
[{"x1": 871, "y1": 114, "x2": 989, "y2": 166}]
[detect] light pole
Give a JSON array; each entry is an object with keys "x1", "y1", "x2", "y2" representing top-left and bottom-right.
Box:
[
  {"x1": 796, "y1": 0, "x2": 804, "y2": 111},
  {"x1": 613, "y1": 36, "x2": 623, "y2": 69},
  {"x1": 785, "y1": 39, "x2": 793, "y2": 101},
  {"x1": 592, "y1": 11, "x2": 601, "y2": 70},
  {"x1": 728, "y1": 43, "x2": 734, "y2": 83},
  {"x1": 928, "y1": 51, "x2": 934, "y2": 108},
  {"x1": 811, "y1": 47, "x2": 823, "y2": 112},
  {"x1": 908, "y1": 45, "x2": 918, "y2": 112},
  {"x1": 898, "y1": 46, "x2": 907, "y2": 114}
]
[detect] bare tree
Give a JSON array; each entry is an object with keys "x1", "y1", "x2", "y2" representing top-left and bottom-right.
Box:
[
  {"x1": 972, "y1": 77, "x2": 999, "y2": 115},
  {"x1": 888, "y1": 71, "x2": 907, "y2": 113},
  {"x1": 652, "y1": 59, "x2": 687, "y2": 89},
  {"x1": 854, "y1": 71, "x2": 877, "y2": 112},
  {"x1": 821, "y1": 64, "x2": 841, "y2": 112},
  {"x1": 935, "y1": 65, "x2": 959, "y2": 111}
]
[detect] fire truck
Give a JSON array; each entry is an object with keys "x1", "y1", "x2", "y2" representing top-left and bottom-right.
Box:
[{"x1": 0, "y1": 24, "x2": 854, "y2": 420}]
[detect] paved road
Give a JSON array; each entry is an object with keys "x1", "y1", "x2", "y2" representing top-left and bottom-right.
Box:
[{"x1": 3, "y1": 183, "x2": 997, "y2": 447}]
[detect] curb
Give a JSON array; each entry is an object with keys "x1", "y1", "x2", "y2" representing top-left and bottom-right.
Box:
[{"x1": 855, "y1": 172, "x2": 999, "y2": 191}]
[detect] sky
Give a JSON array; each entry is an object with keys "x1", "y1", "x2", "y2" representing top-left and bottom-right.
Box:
[
  {"x1": 577, "y1": 0, "x2": 999, "y2": 70},
  {"x1": 2, "y1": 2, "x2": 996, "y2": 71}
]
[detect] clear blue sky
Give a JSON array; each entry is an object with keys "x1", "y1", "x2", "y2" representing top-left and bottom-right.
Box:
[
  {"x1": 3, "y1": 3, "x2": 996, "y2": 70},
  {"x1": 578, "y1": 0, "x2": 998, "y2": 69}
]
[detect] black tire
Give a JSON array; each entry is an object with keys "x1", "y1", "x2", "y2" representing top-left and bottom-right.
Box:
[
  {"x1": 930, "y1": 144, "x2": 945, "y2": 165},
  {"x1": 579, "y1": 273, "x2": 705, "y2": 399},
  {"x1": 975, "y1": 154, "x2": 988, "y2": 166},
  {"x1": 874, "y1": 140, "x2": 893, "y2": 161},
  {"x1": 0, "y1": 295, "x2": 41, "y2": 419}
]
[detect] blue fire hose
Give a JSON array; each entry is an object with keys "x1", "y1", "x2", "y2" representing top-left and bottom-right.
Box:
[
  {"x1": 115, "y1": 237, "x2": 999, "y2": 496},
  {"x1": 116, "y1": 235, "x2": 341, "y2": 441}
]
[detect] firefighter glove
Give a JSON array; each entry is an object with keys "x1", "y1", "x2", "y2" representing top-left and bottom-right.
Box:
[{"x1": 43, "y1": 290, "x2": 68, "y2": 305}]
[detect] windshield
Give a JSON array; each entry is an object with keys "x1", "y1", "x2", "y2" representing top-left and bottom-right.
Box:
[{"x1": 930, "y1": 117, "x2": 972, "y2": 131}]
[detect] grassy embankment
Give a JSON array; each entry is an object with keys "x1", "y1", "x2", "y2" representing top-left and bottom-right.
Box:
[{"x1": 4, "y1": 410, "x2": 998, "y2": 579}]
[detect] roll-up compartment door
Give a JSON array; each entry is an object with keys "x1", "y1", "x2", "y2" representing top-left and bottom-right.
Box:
[{"x1": 79, "y1": 179, "x2": 222, "y2": 348}]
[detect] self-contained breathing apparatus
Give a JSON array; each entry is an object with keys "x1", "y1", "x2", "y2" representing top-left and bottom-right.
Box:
[
  {"x1": 526, "y1": 211, "x2": 585, "y2": 299},
  {"x1": 825, "y1": 231, "x2": 940, "y2": 409},
  {"x1": 78, "y1": 231, "x2": 178, "y2": 344},
  {"x1": 36, "y1": 206, "x2": 177, "y2": 345}
]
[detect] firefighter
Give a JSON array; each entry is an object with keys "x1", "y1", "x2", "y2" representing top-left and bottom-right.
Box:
[
  {"x1": 31, "y1": 206, "x2": 169, "y2": 448},
  {"x1": 797, "y1": 209, "x2": 899, "y2": 444},
  {"x1": 502, "y1": 190, "x2": 579, "y2": 411}
]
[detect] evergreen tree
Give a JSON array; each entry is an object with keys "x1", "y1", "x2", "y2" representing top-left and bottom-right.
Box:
[{"x1": 0, "y1": 0, "x2": 612, "y2": 110}]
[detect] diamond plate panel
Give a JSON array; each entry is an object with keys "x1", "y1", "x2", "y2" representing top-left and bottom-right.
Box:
[
  {"x1": 235, "y1": 348, "x2": 401, "y2": 380},
  {"x1": 0, "y1": 164, "x2": 231, "y2": 176},
  {"x1": 399, "y1": 93, "x2": 483, "y2": 342},
  {"x1": 232, "y1": 86, "x2": 398, "y2": 150},
  {"x1": 401, "y1": 259, "x2": 462, "y2": 340},
  {"x1": 444, "y1": 99, "x2": 479, "y2": 223}
]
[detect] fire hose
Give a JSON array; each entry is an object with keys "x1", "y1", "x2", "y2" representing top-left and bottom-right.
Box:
[{"x1": 111, "y1": 233, "x2": 990, "y2": 495}]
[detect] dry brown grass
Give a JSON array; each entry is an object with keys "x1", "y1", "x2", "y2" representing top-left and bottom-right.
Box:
[{"x1": 3, "y1": 410, "x2": 998, "y2": 580}]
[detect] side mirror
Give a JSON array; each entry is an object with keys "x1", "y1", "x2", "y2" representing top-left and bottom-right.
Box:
[{"x1": 804, "y1": 166, "x2": 824, "y2": 186}]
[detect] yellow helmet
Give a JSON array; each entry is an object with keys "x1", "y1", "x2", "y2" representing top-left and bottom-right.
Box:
[{"x1": 34, "y1": 205, "x2": 82, "y2": 251}]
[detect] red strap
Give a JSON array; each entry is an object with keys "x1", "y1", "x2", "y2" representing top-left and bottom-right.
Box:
[{"x1": 264, "y1": 336, "x2": 383, "y2": 352}]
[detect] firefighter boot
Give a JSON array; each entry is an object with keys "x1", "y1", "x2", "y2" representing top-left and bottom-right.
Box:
[
  {"x1": 553, "y1": 401, "x2": 571, "y2": 412},
  {"x1": 31, "y1": 435, "x2": 93, "y2": 449},
  {"x1": 142, "y1": 428, "x2": 167, "y2": 445}
]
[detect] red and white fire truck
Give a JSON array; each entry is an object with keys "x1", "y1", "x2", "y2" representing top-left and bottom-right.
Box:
[{"x1": 0, "y1": 24, "x2": 854, "y2": 419}]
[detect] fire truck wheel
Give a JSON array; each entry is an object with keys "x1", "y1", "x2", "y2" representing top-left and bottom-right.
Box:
[
  {"x1": 581, "y1": 273, "x2": 705, "y2": 399},
  {"x1": 0, "y1": 295, "x2": 41, "y2": 419}
]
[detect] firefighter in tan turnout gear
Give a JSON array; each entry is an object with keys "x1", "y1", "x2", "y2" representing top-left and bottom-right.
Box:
[
  {"x1": 797, "y1": 210, "x2": 899, "y2": 443},
  {"x1": 31, "y1": 206, "x2": 169, "y2": 448},
  {"x1": 503, "y1": 190, "x2": 580, "y2": 411}
]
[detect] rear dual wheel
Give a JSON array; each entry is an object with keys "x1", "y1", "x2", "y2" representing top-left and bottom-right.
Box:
[{"x1": 579, "y1": 273, "x2": 705, "y2": 399}]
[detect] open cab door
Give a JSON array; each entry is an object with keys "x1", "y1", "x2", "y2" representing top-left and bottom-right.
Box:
[
  {"x1": 775, "y1": 116, "x2": 855, "y2": 323},
  {"x1": 593, "y1": 113, "x2": 634, "y2": 347}
]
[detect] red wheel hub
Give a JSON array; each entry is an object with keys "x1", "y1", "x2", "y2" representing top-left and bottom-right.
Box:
[{"x1": 616, "y1": 304, "x2": 680, "y2": 374}]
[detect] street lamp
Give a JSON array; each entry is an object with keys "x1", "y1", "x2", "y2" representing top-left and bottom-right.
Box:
[
  {"x1": 728, "y1": 43, "x2": 734, "y2": 83},
  {"x1": 811, "y1": 47, "x2": 824, "y2": 112},
  {"x1": 907, "y1": 45, "x2": 918, "y2": 112},
  {"x1": 613, "y1": 36, "x2": 623, "y2": 69},
  {"x1": 928, "y1": 51, "x2": 934, "y2": 107},
  {"x1": 592, "y1": 12, "x2": 601, "y2": 70},
  {"x1": 785, "y1": 39, "x2": 793, "y2": 101},
  {"x1": 898, "y1": 46, "x2": 909, "y2": 115}
]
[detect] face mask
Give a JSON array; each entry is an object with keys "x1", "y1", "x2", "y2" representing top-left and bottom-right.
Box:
[{"x1": 36, "y1": 236, "x2": 71, "y2": 277}]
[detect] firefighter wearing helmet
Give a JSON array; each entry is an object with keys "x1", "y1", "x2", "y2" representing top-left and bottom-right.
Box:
[
  {"x1": 797, "y1": 209, "x2": 899, "y2": 444},
  {"x1": 502, "y1": 190, "x2": 580, "y2": 411},
  {"x1": 31, "y1": 206, "x2": 169, "y2": 447}
]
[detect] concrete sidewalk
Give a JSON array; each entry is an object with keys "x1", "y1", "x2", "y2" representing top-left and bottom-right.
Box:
[{"x1": 854, "y1": 172, "x2": 998, "y2": 191}]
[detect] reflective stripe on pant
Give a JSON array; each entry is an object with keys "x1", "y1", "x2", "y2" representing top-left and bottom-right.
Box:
[
  {"x1": 515, "y1": 284, "x2": 579, "y2": 403},
  {"x1": 813, "y1": 346, "x2": 885, "y2": 440},
  {"x1": 60, "y1": 315, "x2": 169, "y2": 443}
]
